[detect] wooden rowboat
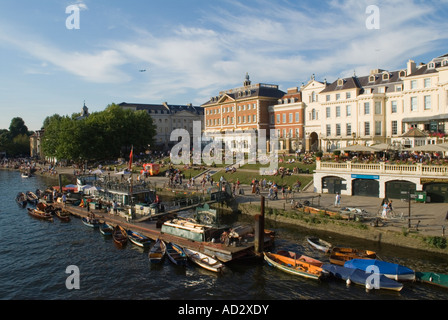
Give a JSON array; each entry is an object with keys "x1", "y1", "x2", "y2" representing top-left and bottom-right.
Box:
[
  {"x1": 113, "y1": 225, "x2": 128, "y2": 247},
  {"x1": 277, "y1": 250, "x2": 324, "y2": 267},
  {"x1": 184, "y1": 247, "x2": 224, "y2": 273},
  {"x1": 100, "y1": 222, "x2": 114, "y2": 236},
  {"x1": 166, "y1": 242, "x2": 187, "y2": 266},
  {"x1": 306, "y1": 237, "x2": 332, "y2": 253},
  {"x1": 330, "y1": 247, "x2": 377, "y2": 266},
  {"x1": 26, "y1": 191, "x2": 39, "y2": 205},
  {"x1": 16, "y1": 192, "x2": 27, "y2": 208},
  {"x1": 27, "y1": 208, "x2": 53, "y2": 221},
  {"x1": 264, "y1": 252, "x2": 326, "y2": 280},
  {"x1": 148, "y1": 239, "x2": 166, "y2": 263},
  {"x1": 127, "y1": 229, "x2": 151, "y2": 248},
  {"x1": 55, "y1": 210, "x2": 71, "y2": 222},
  {"x1": 82, "y1": 217, "x2": 100, "y2": 228}
]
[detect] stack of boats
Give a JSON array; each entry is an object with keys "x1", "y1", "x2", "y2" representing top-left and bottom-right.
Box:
[{"x1": 264, "y1": 236, "x2": 448, "y2": 292}]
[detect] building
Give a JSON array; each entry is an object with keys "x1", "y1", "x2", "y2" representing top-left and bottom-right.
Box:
[
  {"x1": 30, "y1": 129, "x2": 45, "y2": 159},
  {"x1": 268, "y1": 86, "x2": 304, "y2": 153},
  {"x1": 201, "y1": 74, "x2": 285, "y2": 153},
  {"x1": 310, "y1": 54, "x2": 448, "y2": 152},
  {"x1": 119, "y1": 102, "x2": 204, "y2": 150}
]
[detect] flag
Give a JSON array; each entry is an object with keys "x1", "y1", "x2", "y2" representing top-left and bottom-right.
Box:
[{"x1": 128, "y1": 146, "x2": 133, "y2": 170}]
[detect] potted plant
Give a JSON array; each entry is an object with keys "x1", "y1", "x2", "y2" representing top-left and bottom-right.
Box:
[{"x1": 315, "y1": 151, "x2": 323, "y2": 160}]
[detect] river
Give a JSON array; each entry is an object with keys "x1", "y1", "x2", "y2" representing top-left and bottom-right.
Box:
[{"x1": 1, "y1": 169, "x2": 447, "y2": 305}]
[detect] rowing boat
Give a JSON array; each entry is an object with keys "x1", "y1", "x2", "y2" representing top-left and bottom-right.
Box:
[
  {"x1": 27, "y1": 208, "x2": 53, "y2": 221},
  {"x1": 113, "y1": 225, "x2": 128, "y2": 247},
  {"x1": 322, "y1": 264, "x2": 403, "y2": 292},
  {"x1": 127, "y1": 229, "x2": 151, "y2": 248},
  {"x1": 264, "y1": 251, "x2": 326, "y2": 280},
  {"x1": 184, "y1": 247, "x2": 224, "y2": 273},
  {"x1": 100, "y1": 222, "x2": 114, "y2": 236},
  {"x1": 16, "y1": 192, "x2": 27, "y2": 208},
  {"x1": 306, "y1": 237, "x2": 332, "y2": 253},
  {"x1": 416, "y1": 271, "x2": 448, "y2": 289},
  {"x1": 82, "y1": 217, "x2": 100, "y2": 228},
  {"x1": 329, "y1": 247, "x2": 376, "y2": 266},
  {"x1": 55, "y1": 210, "x2": 71, "y2": 222},
  {"x1": 26, "y1": 191, "x2": 39, "y2": 205},
  {"x1": 148, "y1": 239, "x2": 166, "y2": 263},
  {"x1": 277, "y1": 250, "x2": 324, "y2": 267},
  {"x1": 344, "y1": 259, "x2": 415, "y2": 281},
  {"x1": 166, "y1": 242, "x2": 187, "y2": 266}
]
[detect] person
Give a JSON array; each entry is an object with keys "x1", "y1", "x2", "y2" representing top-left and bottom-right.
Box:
[
  {"x1": 335, "y1": 193, "x2": 341, "y2": 207},
  {"x1": 382, "y1": 201, "x2": 389, "y2": 219},
  {"x1": 62, "y1": 193, "x2": 67, "y2": 208},
  {"x1": 388, "y1": 200, "x2": 393, "y2": 211},
  {"x1": 113, "y1": 200, "x2": 118, "y2": 215}
]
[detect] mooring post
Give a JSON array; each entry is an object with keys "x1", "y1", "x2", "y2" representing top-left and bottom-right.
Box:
[{"x1": 255, "y1": 196, "x2": 265, "y2": 256}]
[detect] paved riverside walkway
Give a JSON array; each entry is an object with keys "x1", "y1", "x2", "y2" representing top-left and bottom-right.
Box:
[{"x1": 40, "y1": 166, "x2": 448, "y2": 238}]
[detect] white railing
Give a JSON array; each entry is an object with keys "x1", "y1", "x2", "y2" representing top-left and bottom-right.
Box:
[{"x1": 316, "y1": 160, "x2": 448, "y2": 176}]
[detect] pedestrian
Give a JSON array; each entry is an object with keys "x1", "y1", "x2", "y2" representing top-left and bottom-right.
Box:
[
  {"x1": 335, "y1": 192, "x2": 341, "y2": 207},
  {"x1": 62, "y1": 193, "x2": 67, "y2": 208},
  {"x1": 382, "y1": 201, "x2": 389, "y2": 219}
]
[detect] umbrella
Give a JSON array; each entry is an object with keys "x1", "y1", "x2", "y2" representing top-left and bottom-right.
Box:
[
  {"x1": 405, "y1": 144, "x2": 448, "y2": 153},
  {"x1": 370, "y1": 143, "x2": 391, "y2": 151},
  {"x1": 337, "y1": 145, "x2": 377, "y2": 152}
]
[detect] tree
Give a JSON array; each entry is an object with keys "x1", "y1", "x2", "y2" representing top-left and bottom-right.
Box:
[{"x1": 9, "y1": 117, "x2": 29, "y2": 138}]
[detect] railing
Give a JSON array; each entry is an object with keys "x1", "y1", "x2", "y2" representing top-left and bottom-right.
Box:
[{"x1": 316, "y1": 160, "x2": 448, "y2": 176}]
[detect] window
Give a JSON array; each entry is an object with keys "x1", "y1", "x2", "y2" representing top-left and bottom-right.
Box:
[
  {"x1": 253, "y1": 114, "x2": 256, "y2": 122},
  {"x1": 346, "y1": 92, "x2": 351, "y2": 99},
  {"x1": 326, "y1": 107, "x2": 331, "y2": 118},
  {"x1": 391, "y1": 101, "x2": 397, "y2": 113},
  {"x1": 312, "y1": 92, "x2": 317, "y2": 102},
  {"x1": 375, "y1": 101, "x2": 381, "y2": 114},
  {"x1": 365, "y1": 122, "x2": 370, "y2": 136},
  {"x1": 375, "y1": 121, "x2": 382, "y2": 136},
  {"x1": 411, "y1": 80, "x2": 417, "y2": 89},
  {"x1": 295, "y1": 112, "x2": 299, "y2": 122},
  {"x1": 289, "y1": 113, "x2": 293, "y2": 123},
  {"x1": 312, "y1": 109, "x2": 316, "y2": 120},
  {"x1": 369, "y1": 75, "x2": 375, "y2": 82},
  {"x1": 270, "y1": 115, "x2": 275, "y2": 124},
  {"x1": 336, "y1": 93, "x2": 341, "y2": 101},
  {"x1": 424, "y1": 96, "x2": 431, "y2": 110},
  {"x1": 277, "y1": 114, "x2": 280, "y2": 123},
  {"x1": 392, "y1": 121, "x2": 398, "y2": 135},
  {"x1": 326, "y1": 95, "x2": 330, "y2": 102},
  {"x1": 282, "y1": 114, "x2": 286, "y2": 123},
  {"x1": 346, "y1": 105, "x2": 351, "y2": 116},
  {"x1": 346, "y1": 123, "x2": 352, "y2": 136},
  {"x1": 383, "y1": 73, "x2": 389, "y2": 81},
  {"x1": 395, "y1": 85, "x2": 402, "y2": 92},
  {"x1": 364, "y1": 102, "x2": 370, "y2": 115},
  {"x1": 238, "y1": 116, "x2": 241, "y2": 124},
  {"x1": 336, "y1": 106, "x2": 341, "y2": 117},
  {"x1": 247, "y1": 115, "x2": 250, "y2": 123},
  {"x1": 424, "y1": 78, "x2": 431, "y2": 88},
  {"x1": 336, "y1": 124, "x2": 341, "y2": 136},
  {"x1": 411, "y1": 97, "x2": 418, "y2": 111},
  {"x1": 326, "y1": 124, "x2": 331, "y2": 136}
]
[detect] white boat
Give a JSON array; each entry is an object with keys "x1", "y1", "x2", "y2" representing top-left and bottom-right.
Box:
[{"x1": 184, "y1": 247, "x2": 225, "y2": 273}]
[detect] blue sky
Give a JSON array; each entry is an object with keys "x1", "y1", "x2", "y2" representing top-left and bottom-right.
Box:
[{"x1": 0, "y1": 0, "x2": 447, "y2": 131}]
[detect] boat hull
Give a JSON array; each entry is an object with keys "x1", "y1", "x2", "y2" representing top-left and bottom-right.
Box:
[
  {"x1": 82, "y1": 217, "x2": 100, "y2": 228},
  {"x1": 27, "y1": 208, "x2": 53, "y2": 221},
  {"x1": 149, "y1": 239, "x2": 166, "y2": 263},
  {"x1": 113, "y1": 225, "x2": 128, "y2": 246},
  {"x1": 166, "y1": 242, "x2": 187, "y2": 266},
  {"x1": 184, "y1": 247, "x2": 224, "y2": 273},
  {"x1": 416, "y1": 272, "x2": 448, "y2": 289},
  {"x1": 127, "y1": 230, "x2": 151, "y2": 248},
  {"x1": 330, "y1": 247, "x2": 377, "y2": 266},
  {"x1": 264, "y1": 252, "x2": 324, "y2": 280},
  {"x1": 344, "y1": 259, "x2": 415, "y2": 281},
  {"x1": 306, "y1": 237, "x2": 332, "y2": 253},
  {"x1": 322, "y1": 264, "x2": 403, "y2": 292}
]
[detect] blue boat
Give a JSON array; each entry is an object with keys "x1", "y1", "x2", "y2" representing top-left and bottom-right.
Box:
[
  {"x1": 127, "y1": 229, "x2": 152, "y2": 248},
  {"x1": 100, "y1": 222, "x2": 114, "y2": 236},
  {"x1": 166, "y1": 242, "x2": 187, "y2": 266},
  {"x1": 322, "y1": 264, "x2": 403, "y2": 292},
  {"x1": 344, "y1": 259, "x2": 415, "y2": 281}
]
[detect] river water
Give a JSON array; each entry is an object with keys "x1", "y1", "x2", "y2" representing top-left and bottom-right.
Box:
[{"x1": 1, "y1": 169, "x2": 448, "y2": 303}]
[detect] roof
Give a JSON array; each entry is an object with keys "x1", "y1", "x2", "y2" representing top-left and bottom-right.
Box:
[
  {"x1": 119, "y1": 102, "x2": 203, "y2": 115},
  {"x1": 401, "y1": 128, "x2": 428, "y2": 138}
]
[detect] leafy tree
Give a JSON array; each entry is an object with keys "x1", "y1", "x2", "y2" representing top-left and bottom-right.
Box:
[{"x1": 9, "y1": 117, "x2": 29, "y2": 138}]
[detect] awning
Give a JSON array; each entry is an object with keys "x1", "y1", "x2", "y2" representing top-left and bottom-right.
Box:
[{"x1": 402, "y1": 113, "x2": 448, "y2": 123}]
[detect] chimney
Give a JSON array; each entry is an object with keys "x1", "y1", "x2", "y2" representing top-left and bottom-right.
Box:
[{"x1": 407, "y1": 60, "x2": 416, "y2": 75}]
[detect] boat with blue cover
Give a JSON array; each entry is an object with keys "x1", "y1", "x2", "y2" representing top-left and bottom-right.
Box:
[
  {"x1": 416, "y1": 271, "x2": 448, "y2": 289},
  {"x1": 344, "y1": 259, "x2": 415, "y2": 281},
  {"x1": 322, "y1": 264, "x2": 403, "y2": 292}
]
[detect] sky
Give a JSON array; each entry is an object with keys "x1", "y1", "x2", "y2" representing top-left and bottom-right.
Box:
[{"x1": 0, "y1": 0, "x2": 447, "y2": 131}]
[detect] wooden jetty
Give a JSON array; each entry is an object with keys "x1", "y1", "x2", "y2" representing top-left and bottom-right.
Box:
[{"x1": 56, "y1": 197, "x2": 273, "y2": 263}]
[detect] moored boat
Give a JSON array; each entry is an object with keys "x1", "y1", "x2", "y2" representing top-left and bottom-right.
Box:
[
  {"x1": 55, "y1": 209, "x2": 71, "y2": 222},
  {"x1": 184, "y1": 247, "x2": 224, "y2": 273},
  {"x1": 127, "y1": 229, "x2": 151, "y2": 248},
  {"x1": 26, "y1": 191, "x2": 39, "y2": 205},
  {"x1": 344, "y1": 259, "x2": 415, "y2": 281},
  {"x1": 330, "y1": 247, "x2": 376, "y2": 266},
  {"x1": 16, "y1": 192, "x2": 27, "y2": 208},
  {"x1": 263, "y1": 251, "x2": 326, "y2": 280},
  {"x1": 148, "y1": 239, "x2": 166, "y2": 263},
  {"x1": 306, "y1": 237, "x2": 332, "y2": 253},
  {"x1": 27, "y1": 208, "x2": 53, "y2": 221},
  {"x1": 113, "y1": 225, "x2": 128, "y2": 246},
  {"x1": 166, "y1": 242, "x2": 187, "y2": 266},
  {"x1": 82, "y1": 216, "x2": 100, "y2": 228},
  {"x1": 277, "y1": 250, "x2": 324, "y2": 267},
  {"x1": 322, "y1": 264, "x2": 403, "y2": 292},
  {"x1": 416, "y1": 271, "x2": 448, "y2": 289},
  {"x1": 100, "y1": 222, "x2": 114, "y2": 236}
]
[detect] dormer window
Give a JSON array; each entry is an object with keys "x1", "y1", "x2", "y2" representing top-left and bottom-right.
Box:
[
  {"x1": 337, "y1": 79, "x2": 344, "y2": 86},
  {"x1": 369, "y1": 75, "x2": 376, "y2": 83},
  {"x1": 428, "y1": 62, "x2": 435, "y2": 69},
  {"x1": 443, "y1": 60, "x2": 448, "y2": 67},
  {"x1": 399, "y1": 70, "x2": 406, "y2": 78},
  {"x1": 382, "y1": 73, "x2": 390, "y2": 81}
]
